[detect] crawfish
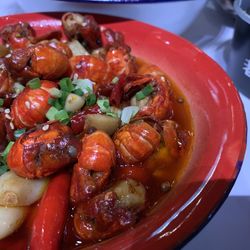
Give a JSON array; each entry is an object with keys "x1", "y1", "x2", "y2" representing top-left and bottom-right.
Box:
[
  {"x1": 5, "y1": 44, "x2": 70, "y2": 81},
  {"x1": 0, "y1": 22, "x2": 61, "y2": 50},
  {"x1": 7, "y1": 121, "x2": 80, "y2": 178},
  {"x1": 74, "y1": 178, "x2": 146, "y2": 241},
  {"x1": 70, "y1": 131, "x2": 116, "y2": 203},
  {"x1": 62, "y1": 12, "x2": 102, "y2": 51},
  {"x1": 11, "y1": 80, "x2": 58, "y2": 129},
  {"x1": 69, "y1": 46, "x2": 137, "y2": 89},
  {"x1": 114, "y1": 121, "x2": 161, "y2": 164},
  {"x1": 123, "y1": 74, "x2": 173, "y2": 120},
  {"x1": 0, "y1": 60, "x2": 13, "y2": 98}
]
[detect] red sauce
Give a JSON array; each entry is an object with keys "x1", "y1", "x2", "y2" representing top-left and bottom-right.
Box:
[
  {"x1": 61, "y1": 60, "x2": 194, "y2": 249},
  {"x1": 0, "y1": 60, "x2": 193, "y2": 250}
]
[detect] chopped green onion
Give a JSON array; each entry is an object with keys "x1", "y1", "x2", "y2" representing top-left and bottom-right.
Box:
[
  {"x1": 86, "y1": 93, "x2": 96, "y2": 106},
  {"x1": 106, "y1": 112, "x2": 118, "y2": 118},
  {"x1": 85, "y1": 87, "x2": 92, "y2": 93},
  {"x1": 13, "y1": 82, "x2": 25, "y2": 95},
  {"x1": 72, "y1": 79, "x2": 94, "y2": 94},
  {"x1": 48, "y1": 98, "x2": 63, "y2": 110},
  {"x1": 97, "y1": 99, "x2": 110, "y2": 113},
  {"x1": 54, "y1": 100, "x2": 63, "y2": 110},
  {"x1": 48, "y1": 98, "x2": 56, "y2": 105},
  {"x1": 55, "y1": 110, "x2": 69, "y2": 124},
  {"x1": 27, "y1": 78, "x2": 41, "y2": 89},
  {"x1": 14, "y1": 129, "x2": 26, "y2": 139},
  {"x1": 0, "y1": 164, "x2": 8, "y2": 175},
  {"x1": 0, "y1": 98, "x2": 4, "y2": 107},
  {"x1": 135, "y1": 91, "x2": 145, "y2": 101},
  {"x1": 59, "y1": 78, "x2": 74, "y2": 92},
  {"x1": 59, "y1": 91, "x2": 70, "y2": 107},
  {"x1": 121, "y1": 106, "x2": 139, "y2": 125},
  {"x1": 48, "y1": 98, "x2": 55, "y2": 106},
  {"x1": 46, "y1": 106, "x2": 59, "y2": 121},
  {"x1": 104, "y1": 101, "x2": 109, "y2": 109},
  {"x1": 73, "y1": 88, "x2": 84, "y2": 96},
  {"x1": 111, "y1": 76, "x2": 119, "y2": 84},
  {"x1": 47, "y1": 88, "x2": 62, "y2": 98},
  {"x1": 61, "y1": 118, "x2": 70, "y2": 125},
  {"x1": 1, "y1": 141, "x2": 14, "y2": 160},
  {"x1": 135, "y1": 84, "x2": 154, "y2": 101},
  {"x1": 0, "y1": 141, "x2": 14, "y2": 175},
  {"x1": 142, "y1": 84, "x2": 154, "y2": 95},
  {"x1": 110, "y1": 107, "x2": 122, "y2": 118},
  {"x1": 46, "y1": 106, "x2": 70, "y2": 124},
  {"x1": 55, "y1": 109, "x2": 69, "y2": 120}
]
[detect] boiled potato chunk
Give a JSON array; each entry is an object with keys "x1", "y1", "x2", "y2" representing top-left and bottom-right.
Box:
[
  {"x1": 0, "y1": 171, "x2": 48, "y2": 206},
  {"x1": 0, "y1": 206, "x2": 27, "y2": 240}
]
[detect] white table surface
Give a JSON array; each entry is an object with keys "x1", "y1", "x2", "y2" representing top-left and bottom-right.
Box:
[{"x1": 1, "y1": 0, "x2": 249, "y2": 249}]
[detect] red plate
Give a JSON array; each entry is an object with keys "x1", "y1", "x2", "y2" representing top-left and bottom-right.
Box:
[{"x1": 0, "y1": 12, "x2": 247, "y2": 250}]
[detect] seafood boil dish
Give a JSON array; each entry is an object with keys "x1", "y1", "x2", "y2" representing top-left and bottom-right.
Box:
[{"x1": 0, "y1": 12, "x2": 193, "y2": 249}]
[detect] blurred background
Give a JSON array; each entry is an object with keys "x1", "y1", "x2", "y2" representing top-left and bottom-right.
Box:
[{"x1": 0, "y1": 0, "x2": 249, "y2": 249}]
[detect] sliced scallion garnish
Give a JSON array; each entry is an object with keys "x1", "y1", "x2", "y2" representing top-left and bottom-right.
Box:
[
  {"x1": 97, "y1": 99, "x2": 110, "y2": 113},
  {"x1": 47, "y1": 88, "x2": 62, "y2": 98},
  {"x1": 13, "y1": 82, "x2": 25, "y2": 95},
  {"x1": 54, "y1": 100, "x2": 63, "y2": 110},
  {"x1": 48, "y1": 98, "x2": 63, "y2": 110},
  {"x1": 46, "y1": 106, "x2": 59, "y2": 121},
  {"x1": 46, "y1": 106, "x2": 70, "y2": 124},
  {"x1": 0, "y1": 164, "x2": 8, "y2": 175},
  {"x1": 48, "y1": 98, "x2": 55, "y2": 106},
  {"x1": 14, "y1": 129, "x2": 26, "y2": 139},
  {"x1": 0, "y1": 98, "x2": 4, "y2": 107},
  {"x1": 27, "y1": 78, "x2": 41, "y2": 89},
  {"x1": 86, "y1": 93, "x2": 96, "y2": 106},
  {"x1": 59, "y1": 91, "x2": 70, "y2": 107},
  {"x1": 59, "y1": 78, "x2": 74, "y2": 92},
  {"x1": 135, "y1": 91, "x2": 145, "y2": 101},
  {"x1": 72, "y1": 79, "x2": 94, "y2": 94},
  {"x1": 111, "y1": 76, "x2": 119, "y2": 84},
  {"x1": 120, "y1": 106, "x2": 139, "y2": 125},
  {"x1": 142, "y1": 84, "x2": 154, "y2": 96},
  {"x1": 2, "y1": 141, "x2": 14, "y2": 160},
  {"x1": 73, "y1": 88, "x2": 84, "y2": 96},
  {"x1": 54, "y1": 110, "x2": 69, "y2": 124},
  {"x1": 110, "y1": 107, "x2": 122, "y2": 118},
  {"x1": 135, "y1": 84, "x2": 154, "y2": 101},
  {"x1": 106, "y1": 112, "x2": 118, "y2": 118}
]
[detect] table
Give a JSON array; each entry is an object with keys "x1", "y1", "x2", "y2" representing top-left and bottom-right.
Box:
[{"x1": 1, "y1": 1, "x2": 249, "y2": 249}]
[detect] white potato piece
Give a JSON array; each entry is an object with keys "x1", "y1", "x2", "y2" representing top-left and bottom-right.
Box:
[
  {"x1": 68, "y1": 40, "x2": 89, "y2": 56},
  {"x1": 0, "y1": 206, "x2": 27, "y2": 240},
  {"x1": 0, "y1": 171, "x2": 48, "y2": 207},
  {"x1": 113, "y1": 179, "x2": 146, "y2": 209},
  {"x1": 85, "y1": 114, "x2": 120, "y2": 135}
]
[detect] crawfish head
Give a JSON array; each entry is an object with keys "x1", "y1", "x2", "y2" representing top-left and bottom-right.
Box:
[
  {"x1": 0, "y1": 22, "x2": 36, "y2": 50},
  {"x1": 62, "y1": 12, "x2": 102, "y2": 51},
  {"x1": 4, "y1": 47, "x2": 38, "y2": 81}
]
